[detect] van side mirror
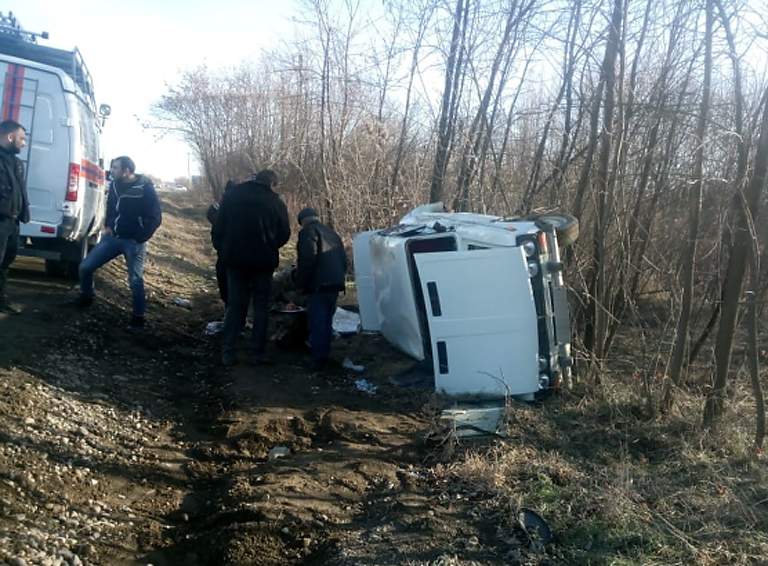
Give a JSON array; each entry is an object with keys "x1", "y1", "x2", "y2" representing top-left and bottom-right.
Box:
[{"x1": 98, "y1": 104, "x2": 111, "y2": 117}]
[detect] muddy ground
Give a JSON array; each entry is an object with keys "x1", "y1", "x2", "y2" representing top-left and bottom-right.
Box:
[
  {"x1": 0, "y1": 193, "x2": 524, "y2": 566},
  {"x1": 5, "y1": 193, "x2": 767, "y2": 566}
]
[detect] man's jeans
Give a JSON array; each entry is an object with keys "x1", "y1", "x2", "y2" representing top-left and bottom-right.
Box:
[
  {"x1": 308, "y1": 291, "x2": 338, "y2": 362},
  {"x1": 222, "y1": 268, "x2": 272, "y2": 356},
  {"x1": 79, "y1": 235, "x2": 146, "y2": 316},
  {"x1": 0, "y1": 217, "x2": 19, "y2": 300}
]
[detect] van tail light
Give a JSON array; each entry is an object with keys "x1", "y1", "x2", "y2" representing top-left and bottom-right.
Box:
[
  {"x1": 537, "y1": 231, "x2": 549, "y2": 256},
  {"x1": 66, "y1": 163, "x2": 81, "y2": 202}
]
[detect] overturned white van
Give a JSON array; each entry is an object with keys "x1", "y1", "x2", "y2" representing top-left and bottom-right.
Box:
[
  {"x1": 353, "y1": 203, "x2": 577, "y2": 400},
  {"x1": 0, "y1": 15, "x2": 109, "y2": 277}
]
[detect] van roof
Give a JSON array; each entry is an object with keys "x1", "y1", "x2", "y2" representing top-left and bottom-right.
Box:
[{"x1": 0, "y1": 34, "x2": 95, "y2": 107}]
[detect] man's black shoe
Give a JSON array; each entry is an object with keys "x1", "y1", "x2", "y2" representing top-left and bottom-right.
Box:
[
  {"x1": 222, "y1": 350, "x2": 237, "y2": 367},
  {"x1": 249, "y1": 354, "x2": 274, "y2": 366},
  {"x1": 72, "y1": 294, "x2": 94, "y2": 309},
  {"x1": 128, "y1": 315, "x2": 145, "y2": 332},
  {"x1": 304, "y1": 358, "x2": 341, "y2": 373}
]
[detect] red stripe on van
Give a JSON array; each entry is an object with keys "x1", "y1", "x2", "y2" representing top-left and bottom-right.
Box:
[
  {"x1": 1, "y1": 64, "x2": 25, "y2": 121},
  {"x1": 80, "y1": 159, "x2": 104, "y2": 184},
  {"x1": 1, "y1": 65, "x2": 15, "y2": 119}
]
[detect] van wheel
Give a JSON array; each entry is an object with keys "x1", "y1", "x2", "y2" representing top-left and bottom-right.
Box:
[
  {"x1": 44, "y1": 259, "x2": 68, "y2": 278},
  {"x1": 530, "y1": 213, "x2": 579, "y2": 247},
  {"x1": 45, "y1": 259, "x2": 80, "y2": 280},
  {"x1": 44, "y1": 238, "x2": 89, "y2": 280}
]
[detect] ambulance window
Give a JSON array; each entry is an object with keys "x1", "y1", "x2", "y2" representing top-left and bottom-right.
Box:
[
  {"x1": 78, "y1": 100, "x2": 96, "y2": 158},
  {"x1": 31, "y1": 95, "x2": 55, "y2": 145}
]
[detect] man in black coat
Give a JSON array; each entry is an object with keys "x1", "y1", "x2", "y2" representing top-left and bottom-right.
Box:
[
  {"x1": 213, "y1": 170, "x2": 290, "y2": 366},
  {"x1": 206, "y1": 180, "x2": 234, "y2": 306},
  {"x1": 294, "y1": 207, "x2": 347, "y2": 370},
  {"x1": 0, "y1": 120, "x2": 30, "y2": 315}
]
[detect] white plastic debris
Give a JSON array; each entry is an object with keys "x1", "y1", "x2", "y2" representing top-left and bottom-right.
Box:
[
  {"x1": 440, "y1": 405, "x2": 507, "y2": 438},
  {"x1": 354, "y1": 379, "x2": 377, "y2": 395},
  {"x1": 173, "y1": 297, "x2": 192, "y2": 308},
  {"x1": 342, "y1": 357, "x2": 365, "y2": 373},
  {"x1": 268, "y1": 446, "x2": 290, "y2": 460},
  {"x1": 204, "y1": 321, "x2": 225, "y2": 336},
  {"x1": 332, "y1": 307, "x2": 361, "y2": 335}
]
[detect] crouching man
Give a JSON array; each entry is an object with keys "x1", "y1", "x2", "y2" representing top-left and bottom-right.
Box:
[{"x1": 294, "y1": 207, "x2": 347, "y2": 371}]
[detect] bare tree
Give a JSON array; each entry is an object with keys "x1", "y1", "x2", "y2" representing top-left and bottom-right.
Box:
[
  {"x1": 704, "y1": 85, "x2": 768, "y2": 427},
  {"x1": 429, "y1": 0, "x2": 470, "y2": 204},
  {"x1": 663, "y1": 0, "x2": 714, "y2": 410}
]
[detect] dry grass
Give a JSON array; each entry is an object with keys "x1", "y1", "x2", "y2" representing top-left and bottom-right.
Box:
[{"x1": 435, "y1": 341, "x2": 768, "y2": 565}]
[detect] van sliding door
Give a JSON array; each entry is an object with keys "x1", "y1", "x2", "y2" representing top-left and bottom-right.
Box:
[{"x1": 414, "y1": 247, "x2": 539, "y2": 397}]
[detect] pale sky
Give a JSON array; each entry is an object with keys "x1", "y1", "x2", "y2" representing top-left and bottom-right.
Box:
[{"x1": 3, "y1": 0, "x2": 301, "y2": 181}]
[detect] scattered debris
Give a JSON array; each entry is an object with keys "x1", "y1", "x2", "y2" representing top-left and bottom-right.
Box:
[
  {"x1": 354, "y1": 379, "x2": 378, "y2": 395},
  {"x1": 267, "y1": 446, "x2": 291, "y2": 461},
  {"x1": 172, "y1": 297, "x2": 192, "y2": 308},
  {"x1": 204, "y1": 321, "x2": 224, "y2": 336},
  {"x1": 518, "y1": 507, "x2": 553, "y2": 549},
  {"x1": 332, "y1": 307, "x2": 361, "y2": 335},
  {"x1": 342, "y1": 357, "x2": 365, "y2": 373},
  {"x1": 440, "y1": 405, "x2": 507, "y2": 438}
]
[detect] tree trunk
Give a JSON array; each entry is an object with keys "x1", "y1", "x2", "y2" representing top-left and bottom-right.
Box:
[
  {"x1": 703, "y1": 83, "x2": 768, "y2": 427},
  {"x1": 663, "y1": 0, "x2": 713, "y2": 411},
  {"x1": 582, "y1": 0, "x2": 623, "y2": 360},
  {"x1": 429, "y1": 0, "x2": 468, "y2": 204}
]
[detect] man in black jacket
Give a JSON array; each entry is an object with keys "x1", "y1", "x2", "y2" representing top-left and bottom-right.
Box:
[
  {"x1": 75, "y1": 156, "x2": 162, "y2": 330},
  {"x1": 0, "y1": 120, "x2": 30, "y2": 315},
  {"x1": 213, "y1": 169, "x2": 290, "y2": 366},
  {"x1": 206, "y1": 180, "x2": 234, "y2": 306},
  {"x1": 295, "y1": 207, "x2": 347, "y2": 370}
]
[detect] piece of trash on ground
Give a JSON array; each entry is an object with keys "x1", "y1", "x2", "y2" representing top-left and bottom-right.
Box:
[
  {"x1": 332, "y1": 307, "x2": 360, "y2": 335},
  {"x1": 204, "y1": 321, "x2": 224, "y2": 336},
  {"x1": 440, "y1": 404, "x2": 507, "y2": 438},
  {"x1": 354, "y1": 379, "x2": 377, "y2": 395},
  {"x1": 518, "y1": 507, "x2": 553, "y2": 548},
  {"x1": 342, "y1": 357, "x2": 365, "y2": 373},
  {"x1": 173, "y1": 297, "x2": 192, "y2": 308},
  {"x1": 268, "y1": 446, "x2": 290, "y2": 460}
]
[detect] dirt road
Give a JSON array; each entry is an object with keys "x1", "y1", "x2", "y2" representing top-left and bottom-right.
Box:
[{"x1": 0, "y1": 194, "x2": 515, "y2": 565}]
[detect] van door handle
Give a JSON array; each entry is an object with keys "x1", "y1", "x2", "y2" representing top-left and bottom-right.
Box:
[
  {"x1": 427, "y1": 282, "x2": 442, "y2": 317},
  {"x1": 437, "y1": 341, "x2": 449, "y2": 374}
]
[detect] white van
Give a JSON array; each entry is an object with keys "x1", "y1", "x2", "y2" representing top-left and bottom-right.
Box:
[
  {"x1": 0, "y1": 17, "x2": 109, "y2": 277},
  {"x1": 353, "y1": 203, "x2": 578, "y2": 400}
]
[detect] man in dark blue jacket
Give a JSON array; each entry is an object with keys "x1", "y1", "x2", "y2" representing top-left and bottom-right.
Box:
[
  {"x1": 213, "y1": 169, "x2": 290, "y2": 366},
  {"x1": 295, "y1": 207, "x2": 347, "y2": 370},
  {"x1": 74, "y1": 156, "x2": 162, "y2": 330}
]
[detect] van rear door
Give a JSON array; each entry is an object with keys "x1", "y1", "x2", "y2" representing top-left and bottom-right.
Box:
[
  {"x1": 1, "y1": 60, "x2": 68, "y2": 231},
  {"x1": 414, "y1": 247, "x2": 539, "y2": 397}
]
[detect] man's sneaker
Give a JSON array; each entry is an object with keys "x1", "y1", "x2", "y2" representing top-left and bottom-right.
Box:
[
  {"x1": 222, "y1": 350, "x2": 237, "y2": 367},
  {"x1": 304, "y1": 358, "x2": 340, "y2": 373},
  {"x1": 72, "y1": 294, "x2": 94, "y2": 309},
  {"x1": 0, "y1": 301, "x2": 21, "y2": 315},
  {"x1": 128, "y1": 315, "x2": 145, "y2": 332},
  {"x1": 249, "y1": 353, "x2": 274, "y2": 366}
]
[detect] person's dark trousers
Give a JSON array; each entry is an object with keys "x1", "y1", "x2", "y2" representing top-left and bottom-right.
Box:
[
  {"x1": 0, "y1": 217, "x2": 19, "y2": 302},
  {"x1": 307, "y1": 291, "x2": 338, "y2": 363},
  {"x1": 215, "y1": 255, "x2": 228, "y2": 305},
  {"x1": 222, "y1": 268, "x2": 272, "y2": 357}
]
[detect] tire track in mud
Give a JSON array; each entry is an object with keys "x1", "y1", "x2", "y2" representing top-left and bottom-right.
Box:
[{"x1": 147, "y1": 330, "x2": 511, "y2": 566}]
